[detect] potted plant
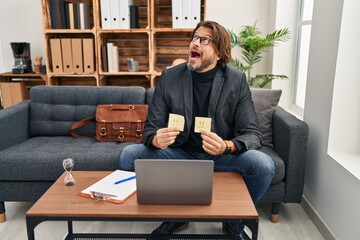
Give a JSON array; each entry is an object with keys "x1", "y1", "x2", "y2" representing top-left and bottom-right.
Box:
[{"x1": 228, "y1": 22, "x2": 290, "y2": 88}]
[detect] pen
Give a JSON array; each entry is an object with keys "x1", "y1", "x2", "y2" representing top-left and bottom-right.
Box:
[{"x1": 114, "y1": 176, "x2": 136, "y2": 185}]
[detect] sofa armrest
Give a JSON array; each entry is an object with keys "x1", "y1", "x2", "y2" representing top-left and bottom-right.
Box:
[
  {"x1": 272, "y1": 106, "x2": 309, "y2": 203},
  {"x1": 0, "y1": 101, "x2": 30, "y2": 151}
]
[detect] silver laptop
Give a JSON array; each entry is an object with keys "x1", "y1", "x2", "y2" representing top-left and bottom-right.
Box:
[{"x1": 135, "y1": 159, "x2": 214, "y2": 205}]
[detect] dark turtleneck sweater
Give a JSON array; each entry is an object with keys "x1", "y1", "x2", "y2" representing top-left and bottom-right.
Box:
[{"x1": 182, "y1": 65, "x2": 219, "y2": 152}]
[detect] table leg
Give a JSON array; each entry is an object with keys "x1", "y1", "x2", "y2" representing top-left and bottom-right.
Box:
[
  {"x1": 26, "y1": 217, "x2": 44, "y2": 240},
  {"x1": 243, "y1": 219, "x2": 259, "y2": 240}
]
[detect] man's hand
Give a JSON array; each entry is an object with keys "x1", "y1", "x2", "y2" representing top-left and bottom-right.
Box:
[
  {"x1": 200, "y1": 130, "x2": 227, "y2": 155},
  {"x1": 151, "y1": 127, "x2": 180, "y2": 149}
]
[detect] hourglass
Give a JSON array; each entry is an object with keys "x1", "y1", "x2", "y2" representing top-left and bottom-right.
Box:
[{"x1": 62, "y1": 158, "x2": 75, "y2": 186}]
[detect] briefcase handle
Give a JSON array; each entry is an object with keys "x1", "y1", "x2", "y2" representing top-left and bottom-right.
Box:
[{"x1": 109, "y1": 104, "x2": 135, "y2": 111}]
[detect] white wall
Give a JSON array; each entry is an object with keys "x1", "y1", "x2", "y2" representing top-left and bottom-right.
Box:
[
  {"x1": 0, "y1": 0, "x2": 43, "y2": 72},
  {"x1": 304, "y1": 0, "x2": 360, "y2": 239},
  {"x1": 206, "y1": 0, "x2": 273, "y2": 77}
]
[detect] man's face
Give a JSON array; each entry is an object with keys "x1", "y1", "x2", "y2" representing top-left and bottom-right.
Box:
[{"x1": 187, "y1": 27, "x2": 220, "y2": 72}]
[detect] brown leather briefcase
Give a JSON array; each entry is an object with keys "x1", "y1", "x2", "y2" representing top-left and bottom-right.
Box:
[{"x1": 71, "y1": 104, "x2": 148, "y2": 143}]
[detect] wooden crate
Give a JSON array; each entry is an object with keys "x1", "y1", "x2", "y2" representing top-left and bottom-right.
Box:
[
  {"x1": 98, "y1": 32, "x2": 150, "y2": 73},
  {"x1": 153, "y1": 31, "x2": 191, "y2": 71},
  {"x1": 102, "y1": 75, "x2": 151, "y2": 89}
]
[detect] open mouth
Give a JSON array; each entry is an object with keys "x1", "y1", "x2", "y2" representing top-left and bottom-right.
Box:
[{"x1": 189, "y1": 50, "x2": 201, "y2": 60}]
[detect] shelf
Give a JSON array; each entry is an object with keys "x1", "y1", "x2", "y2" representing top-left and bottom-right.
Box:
[
  {"x1": 49, "y1": 76, "x2": 98, "y2": 86},
  {"x1": 41, "y1": 0, "x2": 206, "y2": 88},
  {"x1": 97, "y1": 32, "x2": 150, "y2": 73},
  {"x1": 100, "y1": 75, "x2": 151, "y2": 88}
]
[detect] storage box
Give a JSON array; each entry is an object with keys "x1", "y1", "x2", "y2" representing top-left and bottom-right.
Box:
[{"x1": 0, "y1": 82, "x2": 29, "y2": 108}]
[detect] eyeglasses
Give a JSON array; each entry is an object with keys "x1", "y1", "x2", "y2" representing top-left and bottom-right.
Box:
[{"x1": 191, "y1": 34, "x2": 212, "y2": 45}]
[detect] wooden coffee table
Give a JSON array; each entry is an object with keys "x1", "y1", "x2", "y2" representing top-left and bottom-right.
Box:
[{"x1": 26, "y1": 171, "x2": 258, "y2": 240}]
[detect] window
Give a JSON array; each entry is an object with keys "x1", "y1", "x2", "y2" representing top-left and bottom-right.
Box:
[{"x1": 293, "y1": 0, "x2": 314, "y2": 110}]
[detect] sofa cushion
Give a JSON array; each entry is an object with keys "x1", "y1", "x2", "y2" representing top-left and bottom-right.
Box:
[
  {"x1": 260, "y1": 146, "x2": 285, "y2": 184},
  {"x1": 250, "y1": 88, "x2": 282, "y2": 148},
  {"x1": 0, "y1": 136, "x2": 134, "y2": 181},
  {"x1": 29, "y1": 86, "x2": 146, "y2": 137}
]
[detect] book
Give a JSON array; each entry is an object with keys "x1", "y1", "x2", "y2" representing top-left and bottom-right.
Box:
[
  {"x1": 68, "y1": 3, "x2": 75, "y2": 29},
  {"x1": 78, "y1": 170, "x2": 136, "y2": 203},
  {"x1": 129, "y1": 5, "x2": 138, "y2": 28},
  {"x1": 79, "y1": 2, "x2": 91, "y2": 29},
  {"x1": 101, "y1": 45, "x2": 108, "y2": 72},
  {"x1": 50, "y1": 0, "x2": 58, "y2": 28},
  {"x1": 112, "y1": 45, "x2": 119, "y2": 72},
  {"x1": 106, "y1": 42, "x2": 114, "y2": 72},
  {"x1": 58, "y1": 0, "x2": 67, "y2": 29}
]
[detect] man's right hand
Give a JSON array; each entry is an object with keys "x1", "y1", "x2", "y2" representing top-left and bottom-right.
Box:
[{"x1": 151, "y1": 127, "x2": 180, "y2": 149}]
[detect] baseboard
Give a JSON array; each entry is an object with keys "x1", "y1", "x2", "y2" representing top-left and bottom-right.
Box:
[{"x1": 301, "y1": 195, "x2": 338, "y2": 240}]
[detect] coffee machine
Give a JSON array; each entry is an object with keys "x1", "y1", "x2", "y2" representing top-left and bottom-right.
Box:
[{"x1": 10, "y1": 42, "x2": 33, "y2": 74}]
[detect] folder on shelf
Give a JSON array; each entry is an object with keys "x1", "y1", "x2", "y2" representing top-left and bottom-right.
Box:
[
  {"x1": 181, "y1": 0, "x2": 191, "y2": 28},
  {"x1": 106, "y1": 42, "x2": 114, "y2": 72},
  {"x1": 109, "y1": 0, "x2": 120, "y2": 29},
  {"x1": 50, "y1": 38, "x2": 63, "y2": 73},
  {"x1": 119, "y1": 0, "x2": 130, "y2": 29},
  {"x1": 100, "y1": 0, "x2": 111, "y2": 29},
  {"x1": 79, "y1": 2, "x2": 92, "y2": 29},
  {"x1": 61, "y1": 38, "x2": 74, "y2": 73},
  {"x1": 112, "y1": 45, "x2": 119, "y2": 72},
  {"x1": 71, "y1": 38, "x2": 83, "y2": 73},
  {"x1": 83, "y1": 38, "x2": 95, "y2": 73},
  {"x1": 172, "y1": 0, "x2": 182, "y2": 28},
  {"x1": 191, "y1": 0, "x2": 201, "y2": 27},
  {"x1": 78, "y1": 170, "x2": 137, "y2": 204}
]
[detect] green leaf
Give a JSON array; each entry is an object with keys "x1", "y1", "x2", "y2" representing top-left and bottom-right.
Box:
[{"x1": 227, "y1": 21, "x2": 290, "y2": 88}]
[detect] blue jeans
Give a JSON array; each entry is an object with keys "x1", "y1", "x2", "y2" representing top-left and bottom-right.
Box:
[{"x1": 119, "y1": 144, "x2": 275, "y2": 234}]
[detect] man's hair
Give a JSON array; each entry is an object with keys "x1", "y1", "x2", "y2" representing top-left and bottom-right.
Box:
[{"x1": 191, "y1": 21, "x2": 232, "y2": 67}]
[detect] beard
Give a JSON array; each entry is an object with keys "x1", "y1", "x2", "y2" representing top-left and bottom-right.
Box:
[{"x1": 187, "y1": 57, "x2": 215, "y2": 72}]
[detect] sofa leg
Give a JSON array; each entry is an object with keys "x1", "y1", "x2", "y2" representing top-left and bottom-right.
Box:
[
  {"x1": 0, "y1": 202, "x2": 6, "y2": 223},
  {"x1": 270, "y1": 202, "x2": 280, "y2": 223}
]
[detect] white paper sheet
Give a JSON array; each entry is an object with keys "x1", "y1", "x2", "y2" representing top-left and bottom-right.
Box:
[{"x1": 81, "y1": 170, "x2": 136, "y2": 202}]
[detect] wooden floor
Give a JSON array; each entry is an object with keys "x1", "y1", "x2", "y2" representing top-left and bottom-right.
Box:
[{"x1": 0, "y1": 202, "x2": 324, "y2": 240}]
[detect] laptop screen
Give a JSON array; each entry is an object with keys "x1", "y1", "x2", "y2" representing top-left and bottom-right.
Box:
[{"x1": 135, "y1": 159, "x2": 214, "y2": 205}]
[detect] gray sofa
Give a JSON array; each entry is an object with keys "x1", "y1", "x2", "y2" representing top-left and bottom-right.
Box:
[{"x1": 0, "y1": 85, "x2": 308, "y2": 223}]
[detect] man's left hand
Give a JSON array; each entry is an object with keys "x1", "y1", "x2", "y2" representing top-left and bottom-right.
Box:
[{"x1": 200, "y1": 130, "x2": 227, "y2": 156}]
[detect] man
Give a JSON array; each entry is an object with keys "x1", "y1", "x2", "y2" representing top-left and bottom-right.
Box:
[{"x1": 119, "y1": 20, "x2": 274, "y2": 238}]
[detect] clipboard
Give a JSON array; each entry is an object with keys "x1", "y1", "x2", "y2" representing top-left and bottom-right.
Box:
[{"x1": 78, "y1": 170, "x2": 136, "y2": 204}]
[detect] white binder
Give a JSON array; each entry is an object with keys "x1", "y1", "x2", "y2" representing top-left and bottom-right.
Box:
[
  {"x1": 181, "y1": 0, "x2": 192, "y2": 28},
  {"x1": 191, "y1": 0, "x2": 201, "y2": 28},
  {"x1": 172, "y1": 0, "x2": 182, "y2": 28},
  {"x1": 112, "y1": 45, "x2": 119, "y2": 72},
  {"x1": 107, "y1": 42, "x2": 114, "y2": 72},
  {"x1": 79, "y1": 3, "x2": 91, "y2": 29},
  {"x1": 119, "y1": 0, "x2": 130, "y2": 29},
  {"x1": 100, "y1": 0, "x2": 111, "y2": 29},
  {"x1": 110, "y1": 0, "x2": 120, "y2": 29}
]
